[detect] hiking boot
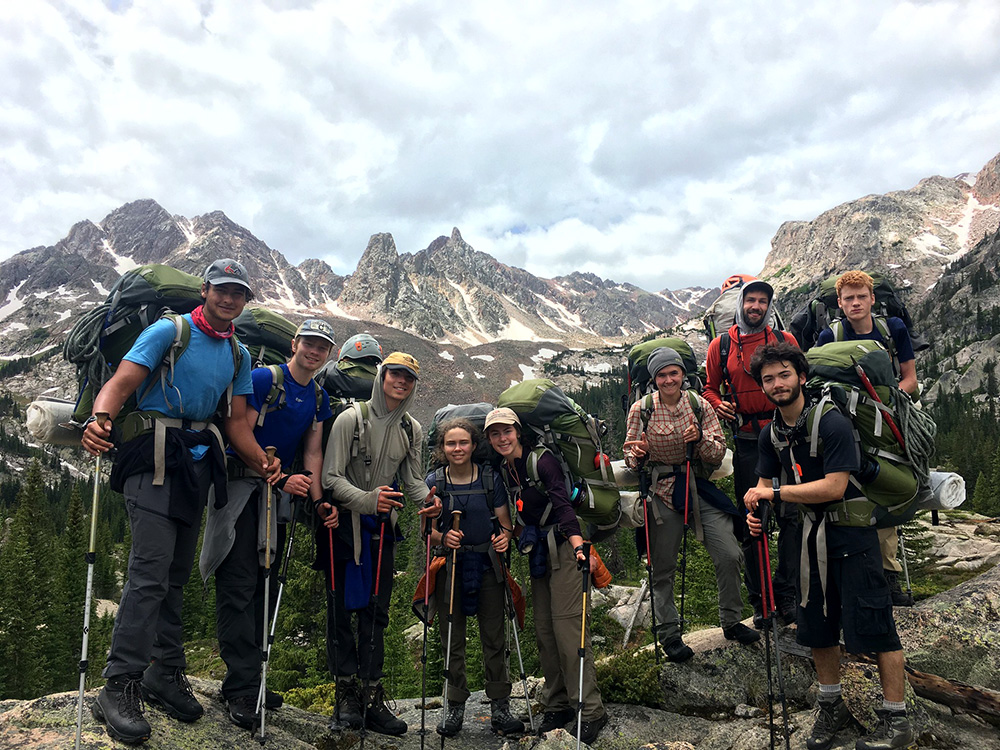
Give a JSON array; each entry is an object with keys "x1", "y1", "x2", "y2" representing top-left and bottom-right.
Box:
[
  {"x1": 92, "y1": 673, "x2": 151, "y2": 744},
  {"x1": 778, "y1": 599, "x2": 798, "y2": 626},
  {"x1": 332, "y1": 679, "x2": 363, "y2": 730},
  {"x1": 723, "y1": 622, "x2": 761, "y2": 645},
  {"x1": 663, "y1": 637, "x2": 695, "y2": 663},
  {"x1": 364, "y1": 682, "x2": 407, "y2": 736},
  {"x1": 141, "y1": 663, "x2": 203, "y2": 722},
  {"x1": 537, "y1": 707, "x2": 575, "y2": 734},
  {"x1": 436, "y1": 700, "x2": 465, "y2": 737},
  {"x1": 265, "y1": 688, "x2": 283, "y2": 710},
  {"x1": 490, "y1": 698, "x2": 524, "y2": 735},
  {"x1": 886, "y1": 572, "x2": 914, "y2": 607},
  {"x1": 227, "y1": 694, "x2": 259, "y2": 730},
  {"x1": 807, "y1": 696, "x2": 853, "y2": 750},
  {"x1": 855, "y1": 708, "x2": 915, "y2": 750},
  {"x1": 577, "y1": 711, "x2": 609, "y2": 745}
]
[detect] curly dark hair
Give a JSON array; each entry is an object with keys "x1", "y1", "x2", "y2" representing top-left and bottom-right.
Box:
[
  {"x1": 430, "y1": 418, "x2": 483, "y2": 468},
  {"x1": 749, "y1": 341, "x2": 808, "y2": 385}
]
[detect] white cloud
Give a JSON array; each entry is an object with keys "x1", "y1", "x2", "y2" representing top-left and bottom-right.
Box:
[{"x1": 1, "y1": 0, "x2": 999, "y2": 291}]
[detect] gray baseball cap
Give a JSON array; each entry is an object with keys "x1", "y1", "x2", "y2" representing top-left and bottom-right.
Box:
[
  {"x1": 295, "y1": 319, "x2": 336, "y2": 346},
  {"x1": 203, "y1": 258, "x2": 254, "y2": 299}
]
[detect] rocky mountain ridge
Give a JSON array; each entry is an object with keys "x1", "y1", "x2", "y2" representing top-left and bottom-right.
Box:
[
  {"x1": 761, "y1": 151, "x2": 1000, "y2": 314},
  {"x1": 0, "y1": 200, "x2": 711, "y2": 358}
]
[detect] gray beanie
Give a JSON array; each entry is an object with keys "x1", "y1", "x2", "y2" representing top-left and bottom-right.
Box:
[{"x1": 647, "y1": 347, "x2": 686, "y2": 379}]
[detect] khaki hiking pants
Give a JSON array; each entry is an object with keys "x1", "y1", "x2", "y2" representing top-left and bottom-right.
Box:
[
  {"x1": 878, "y1": 526, "x2": 903, "y2": 574},
  {"x1": 532, "y1": 541, "x2": 605, "y2": 722}
]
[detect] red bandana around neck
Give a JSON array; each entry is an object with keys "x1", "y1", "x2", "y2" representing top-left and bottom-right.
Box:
[{"x1": 191, "y1": 305, "x2": 235, "y2": 339}]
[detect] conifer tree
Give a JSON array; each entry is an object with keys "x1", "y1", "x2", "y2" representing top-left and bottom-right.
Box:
[{"x1": 0, "y1": 462, "x2": 48, "y2": 698}]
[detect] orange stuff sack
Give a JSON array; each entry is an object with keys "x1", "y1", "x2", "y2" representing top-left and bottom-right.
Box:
[{"x1": 590, "y1": 547, "x2": 612, "y2": 589}]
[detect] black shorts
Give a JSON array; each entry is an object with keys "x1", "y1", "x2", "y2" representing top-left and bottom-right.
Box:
[{"x1": 795, "y1": 526, "x2": 902, "y2": 654}]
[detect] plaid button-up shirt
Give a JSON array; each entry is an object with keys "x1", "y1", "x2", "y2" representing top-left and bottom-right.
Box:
[{"x1": 624, "y1": 390, "x2": 726, "y2": 504}]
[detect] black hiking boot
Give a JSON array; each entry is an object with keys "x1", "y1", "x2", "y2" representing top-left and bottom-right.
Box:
[
  {"x1": 141, "y1": 663, "x2": 203, "y2": 722},
  {"x1": 264, "y1": 688, "x2": 283, "y2": 710},
  {"x1": 886, "y1": 572, "x2": 914, "y2": 607},
  {"x1": 364, "y1": 682, "x2": 407, "y2": 736},
  {"x1": 436, "y1": 700, "x2": 465, "y2": 737},
  {"x1": 226, "y1": 694, "x2": 259, "y2": 730},
  {"x1": 855, "y1": 708, "x2": 916, "y2": 750},
  {"x1": 577, "y1": 711, "x2": 609, "y2": 745},
  {"x1": 778, "y1": 599, "x2": 798, "y2": 626},
  {"x1": 663, "y1": 637, "x2": 694, "y2": 663},
  {"x1": 723, "y1": 622, "x2": 761, "y2": 645},
  {"x1": 537, "y1": 707, "x2": 575, "y2": 734},
  {"x1": 92, "y1": 673, "x2": 151, "y2": 744},
  {"x1": 807, "y1": 696, "x2": 853, "y2": 750},
  {"x1": 490, "y1": 698, "x2": 524, "y2": 735},
  {"x1": 331, "y1": 679, "x2": 363, "y2": 730}
]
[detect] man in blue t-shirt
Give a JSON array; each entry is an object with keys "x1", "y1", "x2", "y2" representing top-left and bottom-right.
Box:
[
  {"x1": 815, "y1": 270, "x2": 917, "y2": 606},
  {"x1": 200, "y1": 318, "x2": 336, "y2": 729},
  {"x1": 744, "y1": 342, "x2": 913, "y2": 750},
  {"x1": 82, "y1": 259, "x2": 280, "y2": 745}
]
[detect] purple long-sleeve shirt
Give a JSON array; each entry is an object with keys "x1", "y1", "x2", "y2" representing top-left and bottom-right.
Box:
[{"x1": 501, "y1": 449, "x2": 582, "y2": 540}]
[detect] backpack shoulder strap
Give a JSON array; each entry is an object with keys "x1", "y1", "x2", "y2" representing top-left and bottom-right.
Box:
[
  {"x1": 872, "y1": 315, "x2": 901, "y2": 375},
  {"x1": 639, "y1": 393, "x2": 655, "y2": 434},
  {"x1": 255, "y1": 364, "x2": 285, "y2": 429},
  {"x1": 141, "y1": 313, "x2": 191, "y2": 414},
  {"x1": 831, "y1": 319, "x2": 846, "y2": 342},
  {"x1": 718, "y1": 332, "x2": 732, "y2": 394},
  {"x1": 686, "y1": 390, "x2": 703, "y2": 425}
]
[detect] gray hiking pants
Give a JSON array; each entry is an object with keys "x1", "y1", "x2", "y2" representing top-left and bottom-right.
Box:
[
  {"x1": 104, "y1": 462, "x2": 210, "y2": 678},
  {"x1": 532, "y1": 541, "x2": 605, "y2": 722},
  {"x1": 648, "y1": 495, "x2": 744, "y2": 644},
  {"x1": 435, "y1": 553, "x2": 511, "y2": 703}
]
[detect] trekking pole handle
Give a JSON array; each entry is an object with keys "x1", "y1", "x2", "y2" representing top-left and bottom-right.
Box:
[
  {"x1": 450, "y1": 509, "x2": 462, "y2": 531},
  {"x1": 94, "y1": 411, "x2": 110, "y2": 428},
  {"x1": 265, "y1": 446, "x2": 277, "y2": 462}
]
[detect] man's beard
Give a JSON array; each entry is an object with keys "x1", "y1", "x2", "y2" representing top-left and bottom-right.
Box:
[{"x1": 766, "y1": 380, "x2": 801, "y2": 407}]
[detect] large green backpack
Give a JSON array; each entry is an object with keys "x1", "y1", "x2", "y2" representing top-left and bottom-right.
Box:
[
  {"x1": 775, "y1": 340, "x2": 937, "y2": 528},
  {"x1": 317, "y1": 358, "x2": 379, "y2": 445},
  {"x1": 788, "y1": 272, "x2": 928, "y2": 354},
  {"x1": 234, "y1": 308, "x2": 297, "y2": 368},
  {"x1": 498, "y1": 379, "x2": 620, "y2": 541},
  {"x1": 624, "y1": 337, "x2": 701, "y2": 411},
  {"x1": 64, "y1": 264, "x2": 240, "y2": 432}
]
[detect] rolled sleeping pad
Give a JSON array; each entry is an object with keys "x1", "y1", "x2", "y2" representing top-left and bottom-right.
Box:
[
  {"x1": 26, "y1": 398, "x2": 82, "y2": 446},
  {"x1": 919, "y1": 471, "x2": 967, "y2": 511},
  {"x1": 610, "y1": 448, "x2": 734, "y2": 487}
]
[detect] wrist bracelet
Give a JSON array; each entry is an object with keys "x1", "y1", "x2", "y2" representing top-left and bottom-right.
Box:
[{"x1": 574, "y1": 544, "x2": 585, "y2": 555}]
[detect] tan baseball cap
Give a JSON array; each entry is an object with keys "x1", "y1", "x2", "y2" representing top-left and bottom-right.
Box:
[
  {"x1": 382, "y1": 351, "x2": 420, "y2": 379},
  {"x1": 484, "y1": 407, "x2": 521, "y2": 430}
]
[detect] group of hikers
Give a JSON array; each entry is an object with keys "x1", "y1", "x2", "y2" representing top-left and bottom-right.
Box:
[{"x1": 77, "y1": 258, "x2": 919, "y2": 750}]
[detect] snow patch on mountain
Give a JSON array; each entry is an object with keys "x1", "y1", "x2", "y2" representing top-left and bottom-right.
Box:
[
  {"x1": 439, "y1": 350, "x2": 454, "y2": 361},
  {"x1": 0, "y1": 280, "x2": 27, "y2": 321},
  {"x1": 470, "y1": 354, "x2": 494, "y2": 362},
  {"x1": 103, "y1": 239, "x2": 138, "y2": 274}
]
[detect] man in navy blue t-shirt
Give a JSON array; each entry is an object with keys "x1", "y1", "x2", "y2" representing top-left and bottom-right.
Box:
[
  {"x1": 744, "y1": 342, "x2": 913, "y2": 750},
  {"x1": 816, "y1": 270, "x2": 917, "y2": 606},
  {"x1": 201, "y1": 319, "x2": 336, "y2": 728}
]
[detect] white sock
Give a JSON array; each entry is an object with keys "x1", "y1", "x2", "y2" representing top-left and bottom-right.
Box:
[
  {"x1": 818, "y1": 683, "x2": 842, "y2": 702},
  {"x1": 883, "y1": 699, "x2": 906, "y2": 713}
]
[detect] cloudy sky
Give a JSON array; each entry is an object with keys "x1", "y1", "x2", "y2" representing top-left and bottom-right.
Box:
[{"x1": 2, "y1": 1, "x2": 999, "y2": 292}]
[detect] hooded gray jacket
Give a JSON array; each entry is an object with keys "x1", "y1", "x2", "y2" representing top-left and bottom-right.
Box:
[{"x1": 321, "y1": 367, "x2": 425, "y2": 563}]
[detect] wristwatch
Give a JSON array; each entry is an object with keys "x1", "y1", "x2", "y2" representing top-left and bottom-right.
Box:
[{"x1": 772, "y1": 478, "x2": 781, "y2": 503}]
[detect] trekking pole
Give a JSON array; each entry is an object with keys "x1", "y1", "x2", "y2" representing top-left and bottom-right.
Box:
[
  {"x1": 256, "y1": 492, "x2": 300, "y2": 727},
  {"x1": 755, "y1": 505, "x2": 776, "y2": 750},
  {"x1": 258, "y1": 446, "x2": 277, "y2": 744},
  {"x1": 326, "y1": 520, "x2": 342, "y2": 730},
  {"x1": 361, "y1": 511, "x2": 390, "y2": 749},
  {"x1": 898, "y1": 527, "x2": 913, "y2": 601},
  {"x1": 679, "y1": 443, "x2": 694, "y2": 634},
  {"x1": 757, "y1": 499, "x2": 790, "y2": 750},
  {"x1": 575, "y1": 542, "x2": 592, "y2": 750},
  {"x1": 639, "y1": 464, "x2": 661, "y2": 664},
  {"x1": 419, "y1": 505, "x2": 433, "y2": 748},
  {"x1": 440, "y1": 510, "x2": 462, "y2": 749},
  {"x1": 75, "y1": 412, "x2": 109, "y2": 750},
  {"x1": 492, "y1": 515, "x2": 535, "y2": 734}
]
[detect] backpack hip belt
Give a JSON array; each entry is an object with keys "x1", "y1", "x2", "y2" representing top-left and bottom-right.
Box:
[{"x1": 120, "y1": 411, "x2": 225, "y2": 486}]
